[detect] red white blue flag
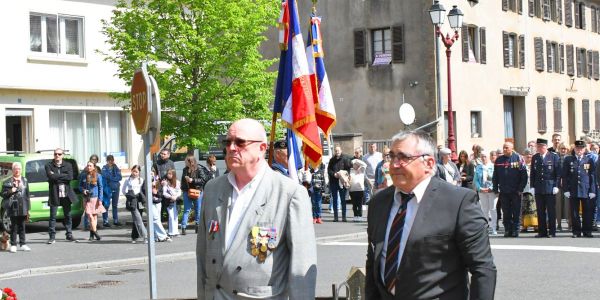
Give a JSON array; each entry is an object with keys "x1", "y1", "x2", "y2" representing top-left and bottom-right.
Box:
[
  {"x1": 306, "y1": 13, "x2": 336, "y2": 136},
  {"x1": 274, "y1": 0, "x2": 322, "y2": 168}
]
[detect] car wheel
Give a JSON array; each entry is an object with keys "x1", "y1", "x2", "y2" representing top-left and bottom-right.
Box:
[{"x1": 0, "y1": 208, "x2": 12, "y2": 232}]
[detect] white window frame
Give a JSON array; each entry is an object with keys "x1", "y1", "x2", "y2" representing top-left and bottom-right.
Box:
[
  {"x1": 371, "y1": 28, "x2": 391, "y2": 61},
  {"x1": 470, "y1": 111, "x2": 482, "y2": 138},
  {"x1": 29, "y1": 12, "x2": 85, "y2": 58}
]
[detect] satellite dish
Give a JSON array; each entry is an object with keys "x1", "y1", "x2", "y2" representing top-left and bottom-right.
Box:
[{"x1": 399, "y1": 103, "x2": 416, "y2": 125}]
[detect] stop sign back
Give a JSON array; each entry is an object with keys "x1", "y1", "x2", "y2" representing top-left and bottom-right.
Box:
[{"x1": 131, "y1": 67, "x2": 152, "y2": 134}]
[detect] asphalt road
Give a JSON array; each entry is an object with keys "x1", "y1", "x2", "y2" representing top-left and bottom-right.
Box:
[{"x1": 2, "y1": 207, "x2": 600, "y2": 299}]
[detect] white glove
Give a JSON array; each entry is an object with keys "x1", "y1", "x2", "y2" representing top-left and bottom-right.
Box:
[
  {"x1": 552, "y1": 187, "x2": 559, "y2": 195},
  {"x1": 530, "y1": 188, "x2": 535, "y2": 196},
  {"x1": 564, "y1": 192, "x2": 570, "y2": 198},
  {"x1": 590, "y1": 193, "x2": 596, "y2": 199}
]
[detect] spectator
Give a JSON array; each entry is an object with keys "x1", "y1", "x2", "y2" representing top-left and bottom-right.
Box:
[
  {"x1": 436, "y1": 148, "x2": 460, "y2": 185},
  {"x1": 45, "y1": 148, "x2": 77, "y2": 244},
  {"x1": 101, "y1": 155, "x2": 123, "y2": 227},
  {"x1": 457, "y1": 150, "x2": 475, "y2": 189},
  {"x1": 150, "y1": 167, "x2": 170, "y2": 242},
  {"x1": 354, "y1": 147, "x2": 363, "y2": 159},
  {"x1": 374, "y1": 146, "x2": 392, "y2": 193},
  {"x1": 1, "y1": 162, "x2": 31, "y2": 252},
  {"x1": 310, "y1": 163, "x2": 326, "y2": 224},
  {"x1": 557, "y1": 143, "x2": 573, "y2": 230},
  {"x1": 122, "y1": 165, "x2": 147, "y2": 243},
  {"x1": 548, "y1": 133, "x2": 562, "y2": 153},
  {"x1": 80, "y1": 161, "x2": 106, "y2": 242},
  {"x1": 327, "y1": 144, "x2": 352, "y2": 222},
  {"x1": 530, "y1": 138, "x2": 561, "y2": 238},
  {"x1": 475, "y1": 152, "x2": 497, "y2": 235},
  {"x1": 81, "y1": 154, "x2": 102, "y2": 231},
  {"x1": 206, "y1": 154, "x2": 220, "y2": 180},
  {"x1": 162, "y1": 168, "x2": 181, "y2": 237},
  {"x1": 363, "y1": 143, "x2": 382, "y2": 202},
  {"x1": 349, "y1": 159, "x2": 367, "y2": 222},
  {"x1": 521, "y1": 148, "x2": 537, "y2": 233},
  {"x1": 154, "y1": 149, "x2": 175, "y2": 222},
  {"x1": 181, "y1": 155, "x2": 210, "y2": 235},
  {"x1": 271, "y1": 140, "x2": 290, "y2": 176},
  {"x1": 469, "y1": 144, "x2": 483, "y2": 166}
]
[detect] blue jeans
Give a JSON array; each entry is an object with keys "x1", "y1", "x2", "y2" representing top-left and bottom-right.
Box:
[
  {"x1": 311, "y1": 191, "x2": 323, "y2": 218},
  {"x1": 103, "y1": 190, "x2": 120, "y2": 224},
  {"x1": 181, "y1": 191, "x2": 202, "y2": 229},
  {"x1": 330, "y1": 181, "x2": 347, "y2": 220}
]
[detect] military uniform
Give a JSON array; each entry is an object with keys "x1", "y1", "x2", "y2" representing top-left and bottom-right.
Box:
[
  {"x1": 530, "y1": 148, "x2": 561, "y2": 237},
  {"x1": 563, "y1": 147, "x2": 596, "y2": 237},
  {"x1": 271, "y1": 140, "x2": 289, "y2": 176},
  {"x1": 493, "y1": 152, "x2": 528, "y2": 237}
]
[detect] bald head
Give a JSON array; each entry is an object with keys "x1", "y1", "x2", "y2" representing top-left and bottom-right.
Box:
[
  {"x1": 502, "y1": 142, "x2": 514, "y2": 157},
  {"x1": 230, "y1": 119, "x2": 267, "y2": 142},
  {"x1": 225, "y1": 118, "x2": 268, "y2": 188}
]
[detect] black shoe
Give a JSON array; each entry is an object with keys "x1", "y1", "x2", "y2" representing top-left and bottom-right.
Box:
[
  {"x1": 342, "y1": 218, "x2": 348, "y2": 222},
  {"x1": 66, "y1": 234, "x2": 76, "y2": 242},
  {"x1": 181, "y1": 228, "x2": 186, "y2": 235},
  {"x1": 114, "y1": 221, "x2": 123, "y2": 226},
  {"x1": 94, "y1": 231, "x2": 101, "y2": 241},
  {"x1": 572, "y1": 233, "x2": 581, "y2": 238},
  {"x1": 47, "y1": 238, "x2": 55, "y2": 244},
  {"x1": 333, "y1": 218, "x2": 339, "y2": 222},
  {"x1": 550, "y1": 233, "x2": 556, "y2": 237},
  {"x1": 583, "y1": 233, "x2": 594, "y2": 238},
  {"x1": 103, "y1": 222, "x2": 111, "y2": 228},
  {"x1": 504, "y1": 232, "x2": 511, "y2": 237},
  {"x1": 535, "y1": 234, "x2": 548, "y2": 238},
  {"x1": 89, "y1": 231, "x2": 94, "y2": 241},
  {"x1": 512, "y1": 231, "x2": 519, "y2": 238}
]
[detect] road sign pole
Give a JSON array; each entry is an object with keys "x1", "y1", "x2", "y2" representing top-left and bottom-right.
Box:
[{"x1": 144, "y1": 131, "x2": 157, "y2": 299}]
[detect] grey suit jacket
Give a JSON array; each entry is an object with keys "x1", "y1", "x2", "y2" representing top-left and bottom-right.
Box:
[
  {"x1": 197, "y1": 167, "x2": 317, "y2": 299},
  {"x1": 365, "y1": 177, "x2": 497, "y2": 300}
]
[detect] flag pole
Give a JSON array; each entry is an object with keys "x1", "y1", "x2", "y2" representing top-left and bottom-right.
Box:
[{"x1": 268, "y1": 112, "x2": 278, "y2": 167}]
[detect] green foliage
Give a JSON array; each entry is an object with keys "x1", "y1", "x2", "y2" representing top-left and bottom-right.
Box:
[{"x1": 101, "y1": 0, "x2": 279, "y2": 149}]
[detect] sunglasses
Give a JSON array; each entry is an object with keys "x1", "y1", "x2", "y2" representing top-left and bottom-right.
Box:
[
  {"x1": 222, "y1": 138, "x2": 263, "y2": 148},
  {"x1": 54, "y1": 153, "x2": 63, "y2": 156}
]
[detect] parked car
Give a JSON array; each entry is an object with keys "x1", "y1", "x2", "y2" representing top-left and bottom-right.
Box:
[{"x1": 0, "y1": 152, "x2": 83, "y2": 231}]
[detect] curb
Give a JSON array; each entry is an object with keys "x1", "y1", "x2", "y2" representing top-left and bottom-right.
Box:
[
  {"x1": 0, "y1": 251, "x2": 195, "y2": 280},
  {"x1": 316, "y1": 231, "x2": 367, "y2": 243}
]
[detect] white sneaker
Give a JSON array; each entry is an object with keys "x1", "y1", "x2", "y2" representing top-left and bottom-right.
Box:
[
  {"x1": 9, "y1": 245, "x2": 17, "y2": 253},
  {"x1": 20, "y1": 245, "x2": 31, "y2": 251},
  {"x1": 490, "y1": 231, "x2": 498, "y2": 236}
]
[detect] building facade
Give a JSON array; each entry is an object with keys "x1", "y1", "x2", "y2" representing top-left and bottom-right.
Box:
[
  {"x1": 269, "y1": 0, "x2": 600, "y2": 153},
  {"x1": 0, "y1": 0, "x2": 142, "y2": 168}
]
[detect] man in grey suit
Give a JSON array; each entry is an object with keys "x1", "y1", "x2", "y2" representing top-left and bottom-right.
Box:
[
  {"x1": 365, "y1": 131, "x2": 496, "y2": 300},
  {"x1": 197, "y1": 119, "x2": 317, "y2": 299}
]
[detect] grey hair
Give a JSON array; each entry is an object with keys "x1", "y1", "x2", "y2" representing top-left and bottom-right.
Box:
[
  {"x1": 12, "y1": 162, "x2": 22, "y2": 170},
  {"x1": 390, "y1": 131, "x2": 436, "y2": 156}
]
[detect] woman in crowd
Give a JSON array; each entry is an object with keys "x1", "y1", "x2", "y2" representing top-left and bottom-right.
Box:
[
  {"x1": 79, "y1": 161, "x2": 106, "y2": 241},
  {"x1": 349, "y1": 159, "x2": 367, "y2": 222},
  {"x1": 206, "y1": 154, "x2": 220, "y2": 180},
  {"x1": 310, "y1": 163, "x2": 326, "y2": 224},
  {"x1": 150, "y1": 167, "x2": 170, "y2": 242},
  {"x1": 81, "y1": 154, "x2": 103, "y2": 231},
  {"x1": 162, "y1": 168, "x2": 181, "y2": 237},
  {"x1": 181, "y1": 155, "x2": 209, "y2": 235},
  {"x1": 374, "y1": 146, "x2": 392, "y2": 193},
  {"x1": 521, "y1": 148, "x2": 538, "y2": 233},
  {"x1": 121, "y1": 165, "x2": 147, "y2": 243},
  {"x1": 457, "y1": 150, "x2": 475, "y2": 189},
  {"x1": 474, "y1": 152, "x2": 497, "y2": 235},
  {"x1": 101, "y1": 154, "x2": 122, "y2": 227},
  {"x1": 2, "y1": 162, "x2": 31, "y2": 252}
]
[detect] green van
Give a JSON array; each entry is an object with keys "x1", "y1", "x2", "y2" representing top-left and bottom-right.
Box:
[{"x1": 0, "y1": 152, "x2": 83, "y2": 231}]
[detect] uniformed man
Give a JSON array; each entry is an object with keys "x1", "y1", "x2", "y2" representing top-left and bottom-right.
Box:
[
  {"x1": 271, "y1": 140, "x2": 289, "y2": 176},
  {"x1": 493, "y1": 142, "x2": 528, "y2": 237},
  {"x1": 530, "y1": 138, "x2": 561, "y2": 237},
  {"x1": 563, "y1": 140, "x2": 596, "y2": 238}
]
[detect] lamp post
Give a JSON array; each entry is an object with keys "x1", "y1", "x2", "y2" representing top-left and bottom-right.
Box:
[{"x1": 429, "y1": 1, "x2": 463, "y2": 162}]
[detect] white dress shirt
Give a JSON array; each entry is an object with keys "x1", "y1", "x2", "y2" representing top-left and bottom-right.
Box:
[
  {"x1": 380, "y1": 176, "x2": 432, "y2": 289},
  {"x1": 225, "y1": 162, "x2": 268, "y2": 250}
]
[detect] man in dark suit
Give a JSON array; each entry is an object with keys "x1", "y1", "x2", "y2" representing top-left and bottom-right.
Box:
[
  {"x1": 530, "y1": 138, "x2": 561, "y2": 237},
  {"x1": 365, "y1": 131, "x2": 496, "y2": 300}
]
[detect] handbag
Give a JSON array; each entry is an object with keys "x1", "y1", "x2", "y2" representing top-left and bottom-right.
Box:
[
  {"x1": 188, "y1": 188, "x2": 201, "y2": 200},
  {"x1": 125, "y1": 190, "x2": 136, "y2": 211}
]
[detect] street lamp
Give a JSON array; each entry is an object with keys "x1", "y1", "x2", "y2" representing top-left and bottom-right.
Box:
[{"x1": 429, "y1": 1, "x2": 463, "y2": 162}]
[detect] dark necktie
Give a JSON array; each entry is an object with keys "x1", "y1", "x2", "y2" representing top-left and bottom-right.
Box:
[{"x1": 384, "y1": 192, "x2": 414, "y2": 293}]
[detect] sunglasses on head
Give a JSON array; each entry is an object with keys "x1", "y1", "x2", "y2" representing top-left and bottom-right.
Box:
[{"x1": 221, "y1": 138, "x2": 263, "y2": 148}]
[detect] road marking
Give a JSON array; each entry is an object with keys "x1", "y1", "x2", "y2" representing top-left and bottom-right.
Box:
[{"x1": 319, "y1": 242, "x2": 600, "y2": 253}]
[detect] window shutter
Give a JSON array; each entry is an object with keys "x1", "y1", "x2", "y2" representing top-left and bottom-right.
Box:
[
  {"x1": 593, "y1": 7, "x2": 598, "y2": 32},
  {"x1": 503, "y1": 31, "x2": 510, "y2": 67},
  {"x1": 596, "y1": 100, "x2": 600, "y2": 130},
  {"x1": 575, "y1": 1, "x2": 581, "y2": 28},
  {"x1": 534, "y1": 37, "x2": 544, "y2": 71},
  {"x1": 536, "y1": 0, "x2": 543, "y2": 17},
  {"x1": 567, "y1": 44, "x2": 575, "y2": 75},
  {"x1": 529, "y1": 0, "x2": 535, "y2": 16},
  {"x1": 392, "y1": 25, "x2": 404, "y2": 63},
  {"x1": 546, "y1": 40, "x2": 553, "y2": 72},
  {"x1": 503, "y1": 0, "x2": 509, "y2": 11},
  {"x1": 353, "y1": 29, "x2": 366, "y2": 67},
  {"x1": 543, "y1": 0, "x2": 551, "y2": 20},
  {"x1": 554, "y1": 98, "x2": 562, "y2": 132},
  {"x1": 462, "y1": 26, "x2": 469, "y2": 62},
  {"x1": 597, "y1": 8, "x2": 600, "y2": 34},
  {"x1": 558, "y1": 0, "x2": 563, "y2": 24},
  {"x1": 565, "y1": 0, "x2": 573, "y2": 26},
  {"x1": 480, "y1": 27, "x2": 487, "y2": 64},
  {"x1": 583, "y1": 99, "x2": 590, "y2": 133},
  {"x1": 537, "y1": 96, "x2": 547, "y2": 133},
  {"x1": 519, "y1": 0, "x2": 523, "y2": 14},
  {"x1": 576, "y1": 47, "x2": 582, "y2": 77},
  {"x1": 582, "y1": 4, "x2": 586, "y2": 29},
  {"x1": 519, "y1": 35, "x2": 526, "y2": 68},
  {"x1": 587, "y1": 50, "x2": 593, "y2": 79},
  {"x1": 559, "y1": 43, "x2": 565, "y2": 74},
  {"x1": 592, "y1": 51, "x2": 600, "y2": 80}
]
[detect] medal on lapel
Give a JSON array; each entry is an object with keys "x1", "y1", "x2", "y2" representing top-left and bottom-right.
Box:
[
  {"x1": 249, "y1": 225, "x2": 277, "y2": 263},
  {"x1": 585, "y1": 163, "x2": 590, "y2": 170},
  {"x1": 208, "y1": 220, "x2": 220, "y2": 240}
]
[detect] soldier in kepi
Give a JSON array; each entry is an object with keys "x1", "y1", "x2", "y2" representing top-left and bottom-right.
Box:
[
  {"x1": 530, "y1": 138, "x2": 562, "y2": 238},
  {"x1": 493, "y1": 141, "x2": 528, "y2": 237},
  {"x1": 562, "y1": 140, "x2": 596, "y2": 238},
  {"x1": 271, "y1": 140, "x2": 290, "y2": 176}
]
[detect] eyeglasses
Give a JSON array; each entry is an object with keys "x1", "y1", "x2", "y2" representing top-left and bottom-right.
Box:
[
  {"x1": 221, "y1": 138, "x2": 263, "y2": 148},
  {"x1": 388, "y1": 151, "x2": 428, "y2": 165},
  {"x1": 54, "y1": 153, "x2": 63, "y2": 156}
]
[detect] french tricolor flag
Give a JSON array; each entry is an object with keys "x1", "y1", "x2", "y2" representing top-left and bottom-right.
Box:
[{"x1": 274, "y1": 0, "x2": 323, "y2": 168}]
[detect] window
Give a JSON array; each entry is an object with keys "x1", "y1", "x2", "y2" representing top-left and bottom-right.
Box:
[
  {"x1": 503, "y1": 0, "x2": 521, "y2": 12},
  {"x1": 594, "y1": 51, "x2": 600, "y2": 80},
  {"x1": 583, "y1": 99, "x2": 590, "y2": 133},
  {"x1": 595, "y1": 100, "x2": 600, "y2": 130},
  {"x1": 372, "y1": 28, "x2": 391, "y2": 61},
  {"x1": 537, "y1": 96, "x2": 547, "y2": 133},
  {"x1": 576, "y1": 47, "x2": 587, "y2": 77},
  {"x1": 567, "y1": 44, "x2": 575, "y2": 76},
  {"x1": 470, "y1": 111, "x2": 482, "y2": 138},
  {"x1": 554, "y1": 97, "x2": 562, "y2": 132},
  {"x1": 354, "y1": 29, "x2": 366, "y2": 67},
  {"x1": 559, "y1": 43, "x2": 565, "y2": 74},
  {"x1": 588, "y1": 50, "x2": 594, "y2": 79},
  {"x1": 462, "y1": 25, "x2": 481, "y2": 63},
  {"x1": 534, "y1": 37, "x2": 545, "y2": 71},
  {"x1": 575, "y1": 1, "x2": 586, "y2": 29},
  {"x1": 29, "y1": 13, "x2": 84, "y2": 57},
  {"x1": 592, "y1": 6, "x2": 598, "y2": 32},
  {"x1": 503, "y1": 32, "x2": 519, "y2": 68},
  {"x1": 547, "y1": 41, "x2": 560, "y2": 73},
  {"x1": 543, "y1": 0, "x2": 551, "y2": 20}
]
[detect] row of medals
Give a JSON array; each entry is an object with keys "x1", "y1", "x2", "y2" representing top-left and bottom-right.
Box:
[{"x1": 250, "y1": 226, "x2": 277, "y2": 262}]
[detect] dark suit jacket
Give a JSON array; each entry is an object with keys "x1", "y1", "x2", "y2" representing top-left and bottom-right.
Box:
[{"x1": 365, "y1": 177, "x2": 497, "y2": 300}]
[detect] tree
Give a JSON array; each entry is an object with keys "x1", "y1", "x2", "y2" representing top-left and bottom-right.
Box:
[{"x1": 101, "y1": 0, "x2": 278, "y2": 149}]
